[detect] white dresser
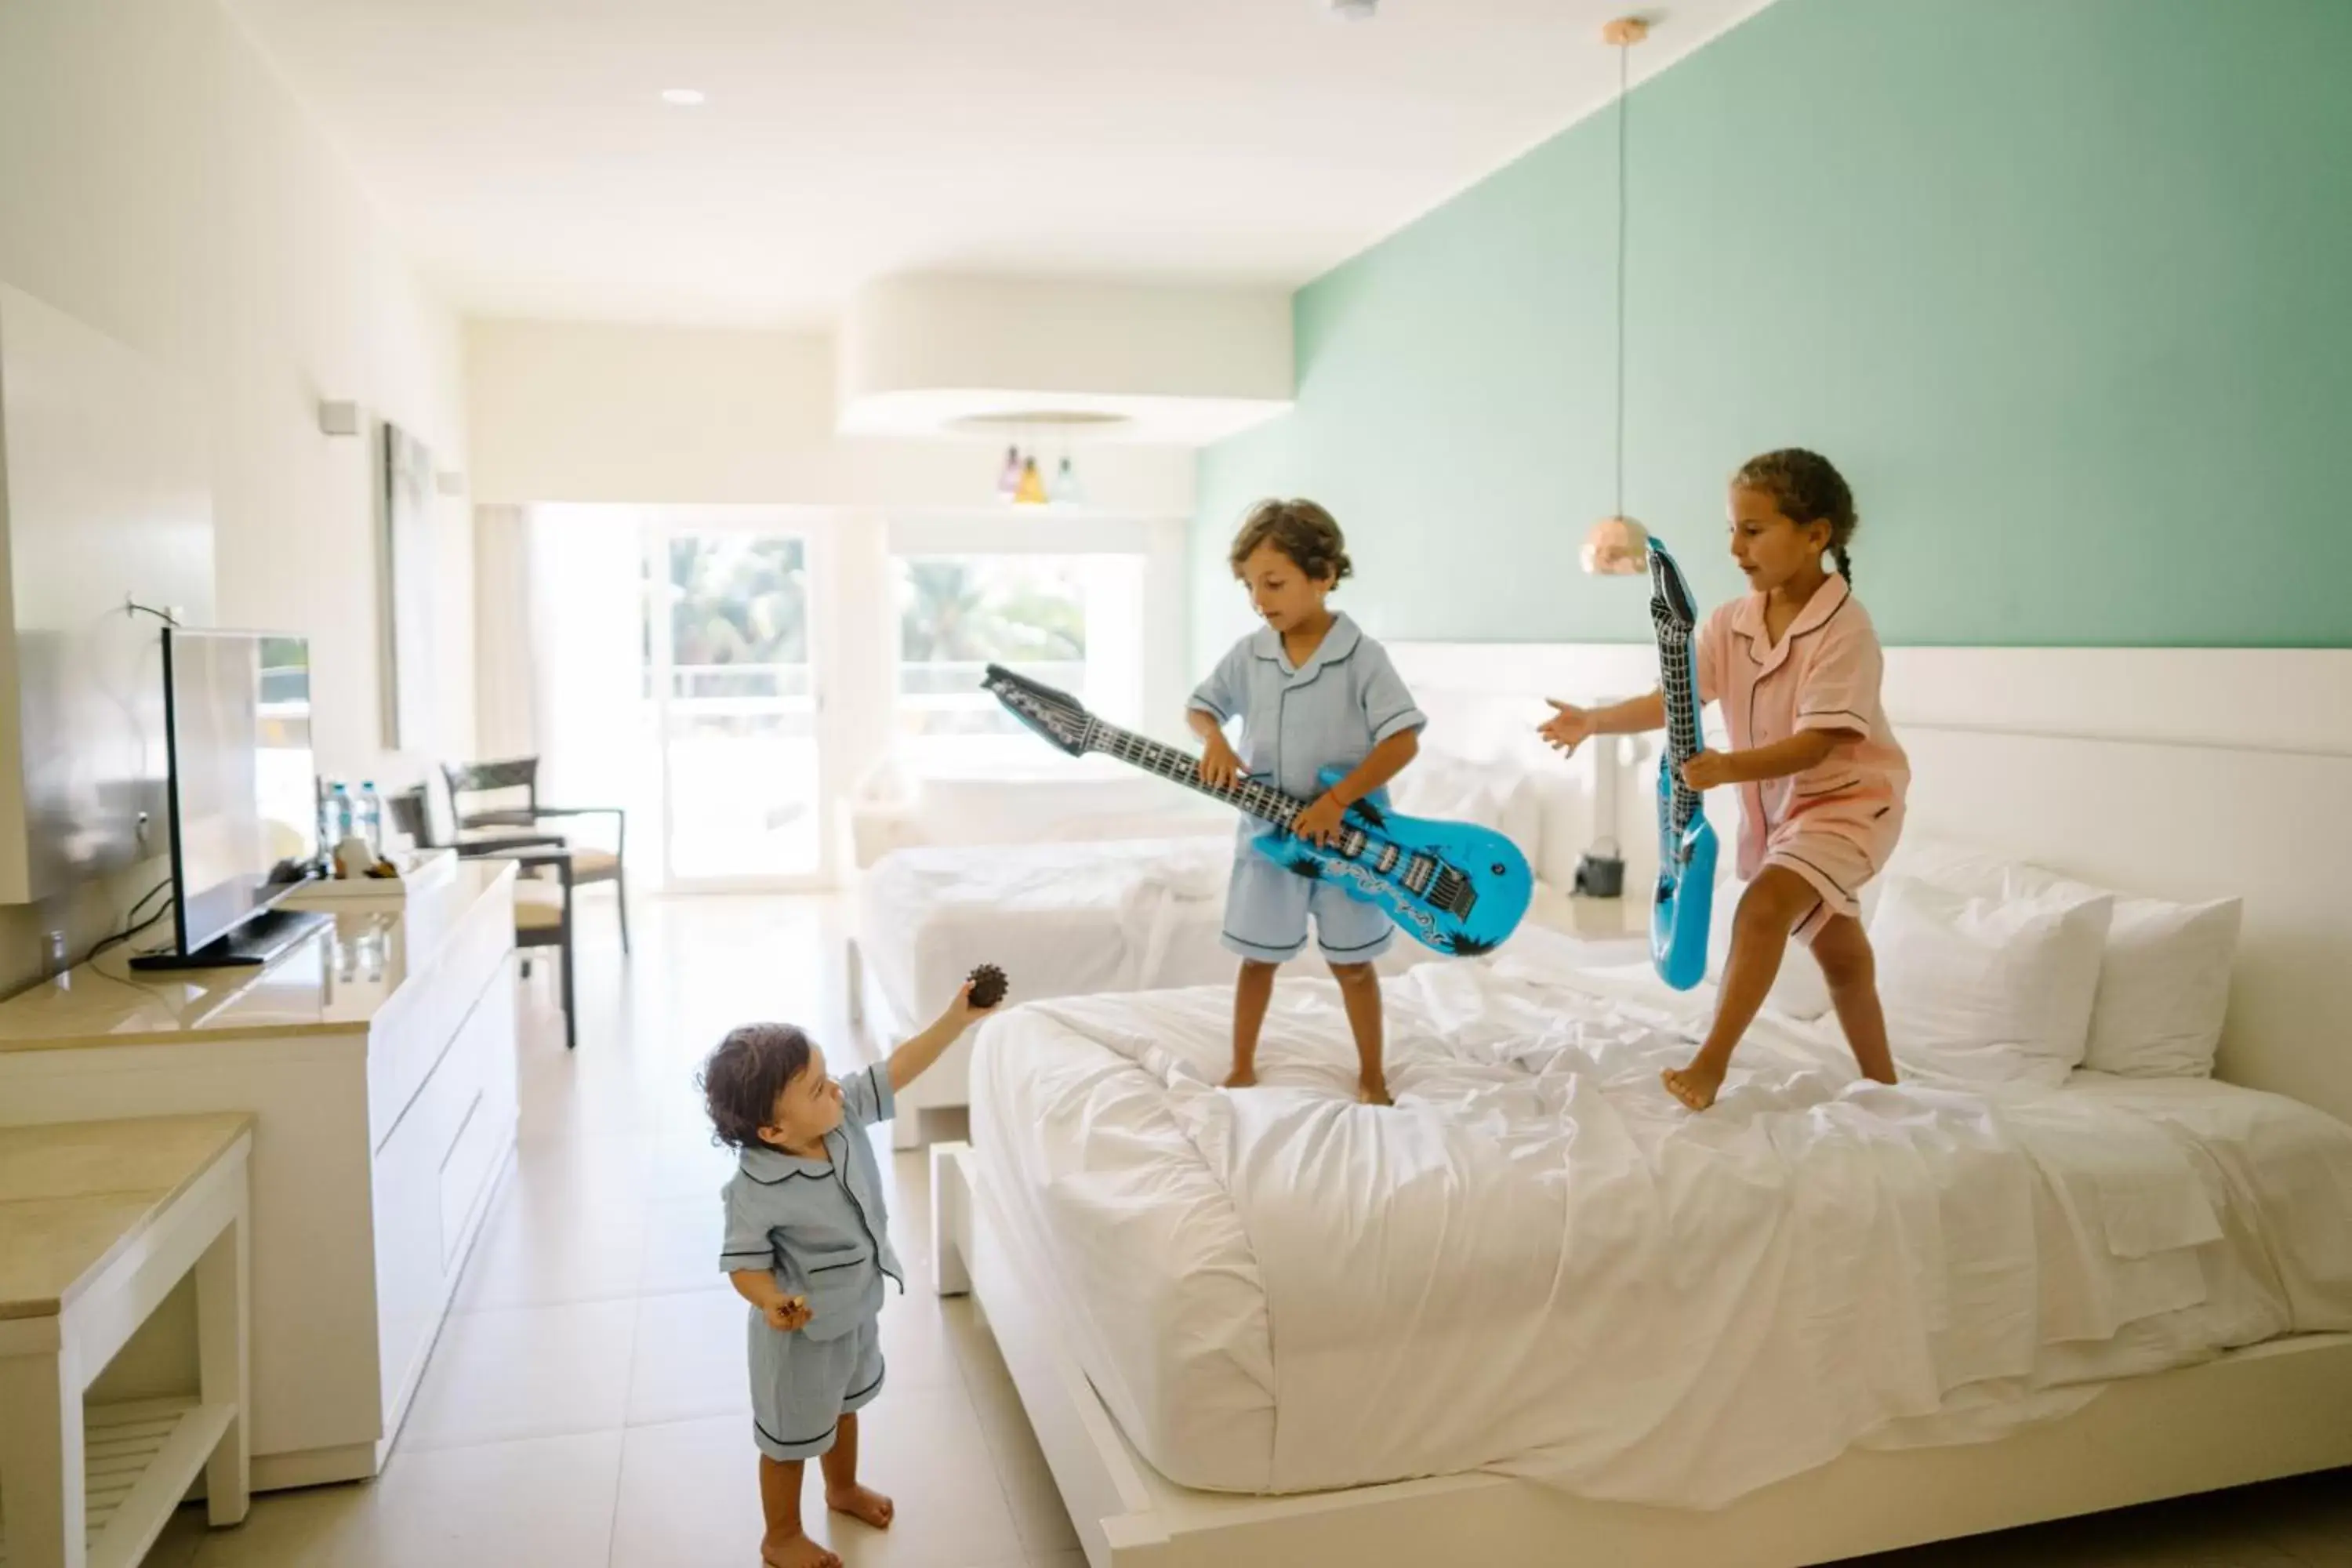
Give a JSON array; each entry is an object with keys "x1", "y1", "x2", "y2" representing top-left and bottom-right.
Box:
[{"x1": 0, "y1": 860, "x2": 519, "y2": 1491}]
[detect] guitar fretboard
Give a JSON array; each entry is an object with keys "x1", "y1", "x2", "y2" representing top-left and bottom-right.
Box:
[
  {"x1": 1652, "y1": 555, "x2": 1705, "y2": 833},
  {"x1": 1083, "y1": 720, "x2": 1307, "y2": 826}
]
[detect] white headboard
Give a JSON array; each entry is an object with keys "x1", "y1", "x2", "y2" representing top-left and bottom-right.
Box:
[{"x1": 1392, "y1": 642, "x2": 2352, "y2": 1127}]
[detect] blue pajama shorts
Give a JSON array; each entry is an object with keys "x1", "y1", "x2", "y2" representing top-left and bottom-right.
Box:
[
  {"x1": 1220, "y1": 847, "x2": 1396, "y2": 965},
  {"x1": 750, "y1": 1309, "x2": 884, "y2": 1461}
]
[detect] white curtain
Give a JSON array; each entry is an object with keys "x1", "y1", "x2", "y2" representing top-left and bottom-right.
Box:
[
  {"x1": 527, "y1": 506, "x2": 661, "y2": 876},
  {"x1": 471, "y1": 504, "x2": 537, "y2": 760}
]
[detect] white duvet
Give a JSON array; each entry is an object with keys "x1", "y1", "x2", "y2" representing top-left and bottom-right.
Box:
[
  {"x1": 968, "y1": 932, "x2": 2352, "y2": 1508},
  {"x1": 857, "y1": 838, "x2": 1235, "y2": 1027},
  {"x1": 855, "y1": 837, "x2": 1423, "y2": 1029}
]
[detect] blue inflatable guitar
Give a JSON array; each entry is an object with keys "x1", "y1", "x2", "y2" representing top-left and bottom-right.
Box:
[
  {"x1": 1640, "y1": 536, "x2": 1718, "y2": 989},
  {"x1": 982, "y1": 665, "x2": 1534, "y2": 957}
]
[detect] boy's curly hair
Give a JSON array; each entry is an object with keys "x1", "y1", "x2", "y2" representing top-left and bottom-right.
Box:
[
  {"x1": 698, "y1": 1022, "x2": 814, "y2": 1149},
  {"x1": 1732, "y1": 449, "x2": 1860, "y2": 584},
  {"x1": 1229, "y1": 499, "x2": 1352, "y2": 584}
]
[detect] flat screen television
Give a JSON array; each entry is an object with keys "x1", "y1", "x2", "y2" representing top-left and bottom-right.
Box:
[{"x1": 131, "y1": 627, "x2": 328, "y2": 970}]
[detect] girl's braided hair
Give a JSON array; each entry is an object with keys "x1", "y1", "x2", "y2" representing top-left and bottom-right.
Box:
[{"x1": 1733, "y1": 449, "x2": 1858, "y2": 583}]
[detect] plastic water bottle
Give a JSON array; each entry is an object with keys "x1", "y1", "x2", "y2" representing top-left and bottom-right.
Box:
[
  {"x1": 358, "y1": 782, "x2": 383, "y2": 858},
  {"x1": 327, "y1": 783, "x2": 354, "y2": 849}
]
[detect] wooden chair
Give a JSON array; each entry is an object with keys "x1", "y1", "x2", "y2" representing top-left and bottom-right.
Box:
[
  {"x1": 389, "y1": 788, "x2": 580, "y2": 1050},
  {"x1": 440, "y1": 757, "x2": 630, "y2": 954}
]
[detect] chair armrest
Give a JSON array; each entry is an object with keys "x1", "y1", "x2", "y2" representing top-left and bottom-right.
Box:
[
  {"x1": 458, "y1": 808, "x2": 541, "y2": 829},
  {"x1": 467, "y1": 844, "x2": 575, "y2": 886},
  {"x1": 456, "y1": 830, "x2": 566, "y2": 851}
]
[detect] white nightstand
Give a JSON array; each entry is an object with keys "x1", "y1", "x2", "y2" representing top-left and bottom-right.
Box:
[{"x1": 1526, "y1": 888, "x2": 1654, "y2": 964}]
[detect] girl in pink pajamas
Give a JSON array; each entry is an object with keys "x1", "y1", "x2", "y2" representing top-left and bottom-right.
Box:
[{"x1": 1542, "y1": 449, "x2": 1906, "y2": 1110}]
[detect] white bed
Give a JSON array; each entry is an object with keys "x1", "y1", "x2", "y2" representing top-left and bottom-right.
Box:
[
  {"x1": 929, "y1": 643, "x2": 2352, "y2": 1567},
  {"x1": 964, "y1": 942, "x2": 2352, "y2": 1502},
  {"x1": 851, "y1": 652, "x2": 1601, "y2": 1146}
]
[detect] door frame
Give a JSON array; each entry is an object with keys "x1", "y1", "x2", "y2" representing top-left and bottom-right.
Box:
[{"x1": 641, "y1": 506, "x2": 849, "y2": 895}]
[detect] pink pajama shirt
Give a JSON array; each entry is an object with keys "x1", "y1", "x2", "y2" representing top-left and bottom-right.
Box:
[{"x1": 1695, "y1": 574, "x2": 1907, "y2": 942}]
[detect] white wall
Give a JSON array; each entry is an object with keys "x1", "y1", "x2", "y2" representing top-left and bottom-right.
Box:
[
  {"x1": 0, "y1": 0, "x2": 470, "y2": 988},
  {"x1": 466, "y1": 319, "x2": 1197, "y2": 513}
]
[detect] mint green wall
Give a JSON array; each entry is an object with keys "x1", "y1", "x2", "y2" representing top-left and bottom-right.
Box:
[{"x1": 1192, "y1": 0, "x2": 2352, "y2": 656}]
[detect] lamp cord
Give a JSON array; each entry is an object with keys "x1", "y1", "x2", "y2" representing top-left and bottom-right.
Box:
[{"x1": 1612, "y1": 38, "x2": 1630, "y2": 521}]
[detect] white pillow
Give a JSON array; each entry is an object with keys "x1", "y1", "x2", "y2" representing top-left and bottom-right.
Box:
[
  {"x1": 1872, "y1": 873, "x2": 2114, "y2": 1087},
  {"x1": 2082, "y1": 896, "x2": 2243, "y2": 1078},
  {"x1": 1704, "y1": 878, "x2": 1837, "y2": 1022},
  {"x1": 1882, "y1": 833, "x2": 2243, "y2": 1080},
  {"x1": 1389, "y1": 752, "x2": 1511, "y2": 835}
]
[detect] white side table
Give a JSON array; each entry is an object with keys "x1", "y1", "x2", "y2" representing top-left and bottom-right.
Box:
[
  {"x1": 1526, "y1": 889, "x2": 1656, "y2": 965},
  {"x1": 0, "y1": 1115, "x2": 252, "y2": 1568}
]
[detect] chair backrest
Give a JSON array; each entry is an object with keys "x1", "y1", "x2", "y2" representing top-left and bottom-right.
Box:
[
  {"x1": 387, "y1": 786, "x2": 437, "y2": 848},
  {"x1": 389, "y1": 784, "x2": 468, "y2": 850},
  {"x1": 442, "y1": 757, "x2": 540, "y2": 826}
]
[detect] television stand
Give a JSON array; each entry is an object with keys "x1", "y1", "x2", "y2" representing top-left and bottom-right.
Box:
[{"x1": 129, "y1": 906, "x2": 334, "y2": 972}]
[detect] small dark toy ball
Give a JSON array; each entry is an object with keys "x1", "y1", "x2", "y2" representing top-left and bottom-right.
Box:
[{"x1": 967, "y1": 964, "x2": 1008, "y2": 1009}]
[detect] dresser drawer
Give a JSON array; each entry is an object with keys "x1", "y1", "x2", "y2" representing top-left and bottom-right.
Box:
[
  {"x1": 368, "y1": 882, "x2": 514, "y2": 1151},
  {"x1": 373, "y1": 964, "x2": 517, "y2": 1428}
]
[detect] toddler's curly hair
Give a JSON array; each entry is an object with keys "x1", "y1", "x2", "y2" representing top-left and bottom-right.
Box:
[{"x1": 698, "y1": 1022, "x2": 813, "y2": 1149}]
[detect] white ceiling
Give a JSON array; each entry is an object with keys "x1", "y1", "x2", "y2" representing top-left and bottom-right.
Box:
[{"x1": 225, "y1": 0, "x2": 1770, "y2": 328}]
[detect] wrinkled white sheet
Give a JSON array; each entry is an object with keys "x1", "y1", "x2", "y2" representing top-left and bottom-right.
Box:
[{"x1": 967, "y1": 935, "x2": 2352, "y2": 1507}]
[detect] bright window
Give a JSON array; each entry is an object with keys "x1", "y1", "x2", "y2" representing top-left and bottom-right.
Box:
[{"x1": 893, "y1": 554, "x2": 1145, "y2": 769}]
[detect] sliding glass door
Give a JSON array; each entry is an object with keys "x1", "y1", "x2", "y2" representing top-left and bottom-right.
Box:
[{"x1": 643, "y1": 521, "x2": 829, "y2": 890}]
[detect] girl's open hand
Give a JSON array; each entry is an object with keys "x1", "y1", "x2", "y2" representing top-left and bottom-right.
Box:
[
  {"x1": 1679, "y1": 751, "x2": 1735, "y2": 793},
  {"x1": 1539, "y1": 700, "x2": 1595, "y2": 753},
  {"x1": 765, "y1": 1294, "x2": 811, "y2": 1333},
  {"x1": 1198, "y1": 735, "x2": 1244, "y2": 790}
]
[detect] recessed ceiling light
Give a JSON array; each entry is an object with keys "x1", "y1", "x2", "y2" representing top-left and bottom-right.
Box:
[
  {"x1": 1327, "y1": 0, "x2": 1377, "y2": 17},
  {"x1": 660, "y1": 88, "x2": 706, "y2": 107}
]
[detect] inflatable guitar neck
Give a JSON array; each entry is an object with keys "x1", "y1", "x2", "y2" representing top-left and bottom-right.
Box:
[
  {"x1": 1645, "y1": 537, "x2": 1718, "y2": 989},
  {"x1": 980, "y1": 664, "x2": 1532, "y2": 957}
]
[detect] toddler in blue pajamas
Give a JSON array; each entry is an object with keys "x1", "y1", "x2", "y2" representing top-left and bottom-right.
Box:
[
  {"x1": 699, "y1": 980, "x2": 1000, "y2": 1568},
  {"x1": 1189, "y1": 499, "x2": 1425, "y2": 1104}
]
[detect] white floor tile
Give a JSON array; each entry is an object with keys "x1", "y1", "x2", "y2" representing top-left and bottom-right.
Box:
[
  {"x1": 627, "y1": 1287, "x2": 753, "y2": 1427},
  {"x1": 609, "y1": 1388, "x2": 1027, "y2": 1568},
  {"x1": 448, "y1": 1181, "x2": 649, "y2": 1313},
  {"x1": 183, "y1": 1479, "x2": 376, "y2": 1567},
  {"x1": 368, "y1": 1431, "x2": 624, "y2": 1567},
  {"x1": 638, "y1": 1191, "x2": 728, "y2": 1297},
  {"x1": 397, "y1": 1297, "x2": 636, "y2": 1451}
]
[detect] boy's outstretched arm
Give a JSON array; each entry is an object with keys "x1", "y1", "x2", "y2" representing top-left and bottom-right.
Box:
[{"x1": 885, "y1": 982, "x2": 1000, "y2": 1092}]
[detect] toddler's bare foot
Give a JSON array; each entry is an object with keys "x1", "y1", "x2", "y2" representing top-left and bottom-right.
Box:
[
  {"x1": 1661, "y1": 1060, "x2": 1726, "y2": 1112},
  {"x1": 761, "y1": 1530, "x2": 840, "y2": 1568},
  {"x1": 1224, "y1": 1065, "x2": 1258, "y2": 1089},
  {"x1": 1357, "y1": 1076, "x2": 1392, "y2": 1106},
  {"x1": 826, "y1": 1483, "x2": 895, "y2": 1530}
]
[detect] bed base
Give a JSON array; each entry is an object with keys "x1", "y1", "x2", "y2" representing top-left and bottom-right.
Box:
[
  {"x1": 850, "y1": 936, "x2": 974, "y2": 1150},
  {"x1": 932, "y1": 1140, "x2": 2352, "y2": 1568}
]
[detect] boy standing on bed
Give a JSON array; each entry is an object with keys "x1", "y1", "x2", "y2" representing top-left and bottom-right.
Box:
[{"x1": 1189, "y1": 499, "x2": 1425, "y2": 1105}]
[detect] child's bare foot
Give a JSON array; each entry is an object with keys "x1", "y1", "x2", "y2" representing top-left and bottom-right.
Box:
[
  {"x1": 761, "y1": 1530, "x2": 840, "y2": 1568},
  {"x1": 826, "y1": 1484, "x2": 895, "y2": 1530},
  {"x1": 1224, "y1": 1065, "x2": 1258, "y2": 1089},
  {"x1": 1661, "y1": 1060, "x2": 1726, "y2": 1112},
  {"x1": 1356, "y1": 1076, "x2": 1392, "y2": 1106}
]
